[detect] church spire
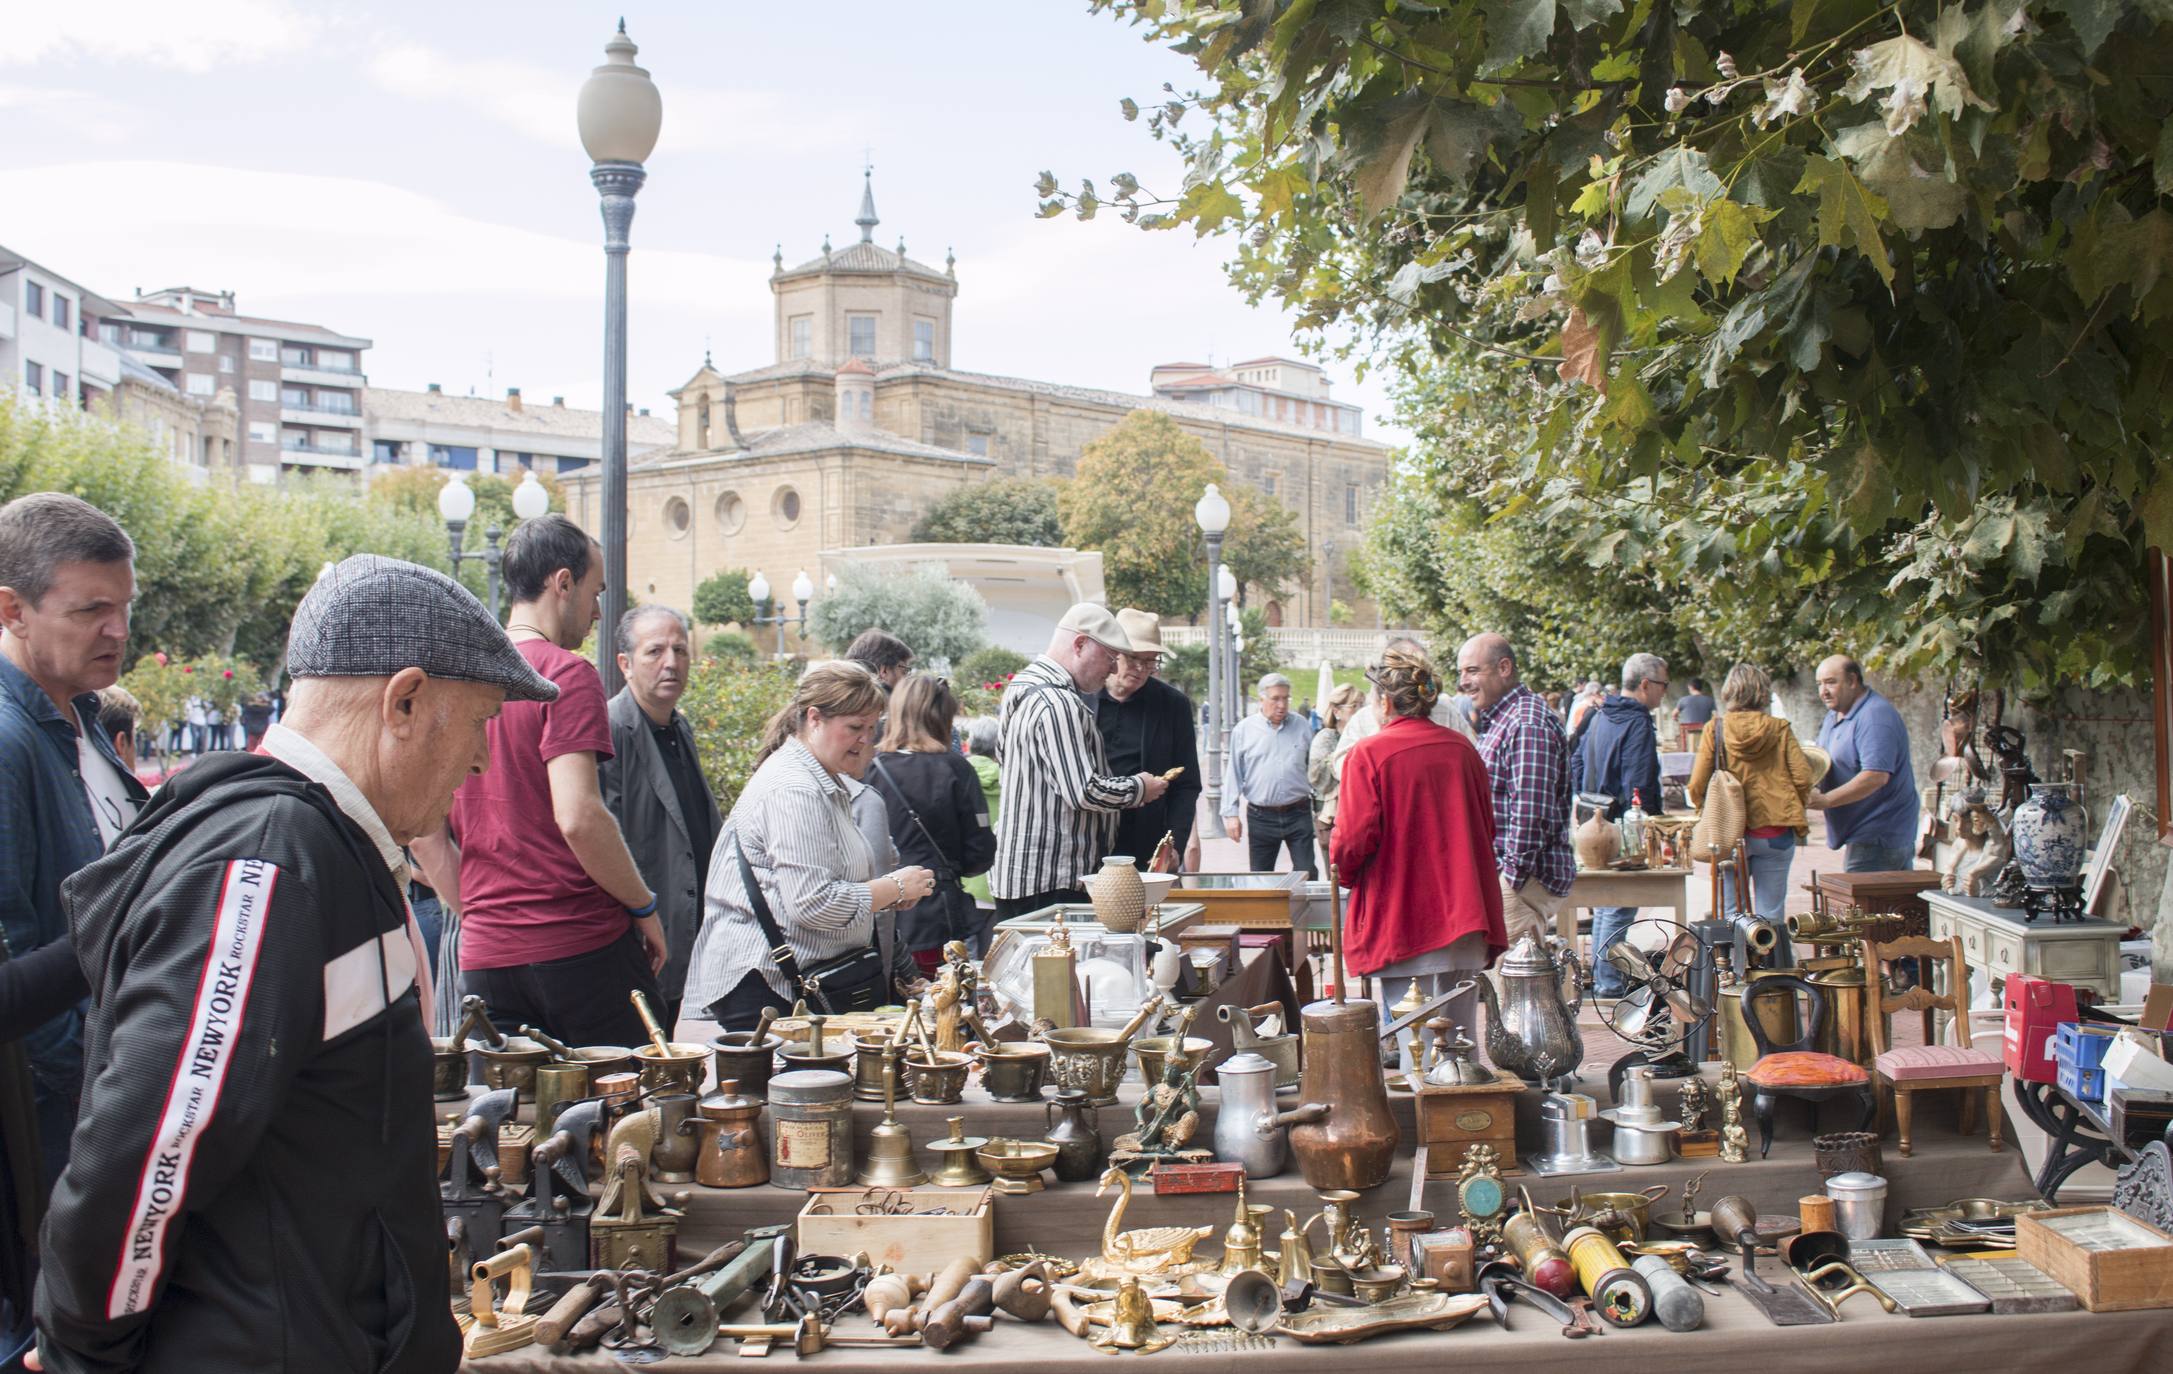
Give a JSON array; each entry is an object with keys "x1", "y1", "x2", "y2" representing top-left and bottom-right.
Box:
[{"x1": 855, "y1": 163, "x2": 879, "y2": 243}]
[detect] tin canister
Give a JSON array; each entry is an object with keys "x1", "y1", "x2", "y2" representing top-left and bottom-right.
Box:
[
  {"x1": 1562, "y1": 1225, "x2": 1652, "y2": 1327},
  {"x1": 767, "y1": 1069, "x2": 853, "y2": 1189},
  {"x1": 1825, "y1": 1171, "x2": 1887, "y2": 1242},
  {"x1": 1503, "y1": 1211, "x2": 1575, "y2": 1298}
]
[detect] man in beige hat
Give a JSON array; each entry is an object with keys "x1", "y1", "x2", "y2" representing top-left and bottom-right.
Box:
[
  {"x1": 1094, "y1": 609, "x2": 1201, "y2": 870},
  {"x1": 989, "y1": 605, "x2": 1170, "y2": 917}
]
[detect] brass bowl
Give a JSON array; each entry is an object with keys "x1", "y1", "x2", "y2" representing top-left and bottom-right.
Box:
[
  {"x1": 635, "y1": 1041, "x2": 711, "y2": 1096},
  {"x1": 1133, "y1": 1036, "x2": 1214, "y2": 1089},
  {"x1": 1349, "y1": 1265, "x2": 1408, "y2": 1304},
  {"x1": 472, "y1": 1036, "x2": 552, "y2": 1101},
  {"x1": 567, "y1": 1044, "x2": 637, "y2": 1079},
  {"x1": 1623, "y1": 1240, "x2": 1700, "y2": 1275},
  {"x1": 1040, "y1": 1028, "x2": 1134, "y2": 1106},
  {"x1": 976, "y1": 1138, "x2": 1058, "y2": 1194}
]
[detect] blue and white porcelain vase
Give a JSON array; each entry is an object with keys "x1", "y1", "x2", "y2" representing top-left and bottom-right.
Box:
[{"x1": 2011, "y1": 783, "x2": 2085, "y2": 891}]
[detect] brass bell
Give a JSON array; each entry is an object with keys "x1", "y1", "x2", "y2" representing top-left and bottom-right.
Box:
[
  {"x1": 858, "y1": 1045, "x2": 927, "y2": 1188},
  {"x1": 928, "y1": 1116, "x2": 991, "y2": 1187},
  {"x1": 1219, "y1": 1177, "x2": 1264, "y2": 1276}
]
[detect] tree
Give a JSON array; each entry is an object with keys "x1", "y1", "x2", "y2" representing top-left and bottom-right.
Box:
[
  {"x1": 807, "y1": 562, "x2": 989, "y2": 666},
  {"x1": 912, "y1": 479, "x2": 1065, "y2": 546},
  {"x1": 1060, "y1": 411, "x2": 1221, "y2": 617},
  {"x1": 675, "y1": 657, "x2": 798, "y2": 810},
  {"x1": 1051, "y1": 0, "x2": 2173, "y2": 687},
  {"x1": 693, "y1": 569, "x2": 757, "y2": 628},
  {"x1": 1222, "y1": 483, "x2": 1310, "y2": 607}
]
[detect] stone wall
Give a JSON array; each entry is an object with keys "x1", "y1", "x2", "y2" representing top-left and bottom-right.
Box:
[{"x1": 1769, "y1": 672, "x2": 2166, "y2": 976}]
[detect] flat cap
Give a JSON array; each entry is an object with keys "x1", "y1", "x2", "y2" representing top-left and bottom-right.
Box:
[
  {"x1": 1055, "y1": 603, "x2": 1133, "y2": 654},
  {"x1": 286, "y1": 555, "x2": 558, "y2": 702}
]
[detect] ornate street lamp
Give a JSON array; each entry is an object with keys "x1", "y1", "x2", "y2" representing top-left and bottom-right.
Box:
[
  {"x1": 439, "y1": 469, "x2": 552, "y2": 618},
  {"x1": 1195, "y1": 483, "x2": 1231, "y2": 834},
  {"x1": 749, "y1": 569, "x2": 815, "y2": 657},
  {"x1": 578, "y1": 19, "x2": 662, "y2": 696}
]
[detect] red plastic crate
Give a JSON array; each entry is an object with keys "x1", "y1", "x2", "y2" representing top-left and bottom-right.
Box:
[{"x1": 2004, "y1": 975, "x2": 2079, "y2": 1084}]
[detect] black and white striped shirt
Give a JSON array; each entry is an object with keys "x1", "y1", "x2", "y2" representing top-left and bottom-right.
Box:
[
  {"x1": 990, "y1": 656, "x2": 1144, "y2": 899},
  {"x1": 684, "y1": 737, "x2": 881, "y2": 1010}
]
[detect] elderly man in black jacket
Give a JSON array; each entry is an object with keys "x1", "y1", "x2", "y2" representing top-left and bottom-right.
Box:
[
  {"x1": 601, "y1": 605, "x2": 722, "y2": 1028},
  {"x1": 1094, "y1": 610, "x2": 1202, "y2": 868},
  {"x1": 32, "y1": 555, "x2": 547, "y2": 1374}
]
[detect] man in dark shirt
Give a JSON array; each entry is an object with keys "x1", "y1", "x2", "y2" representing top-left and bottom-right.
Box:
[
  {"x1": 1675, "y1": 677, "x2": 1715, "y2": 747},
  {"x1": 601, "y1": 605, "x2": 721, "y2": 1026},
  {"x1": 1092, "y1": 610, "x2": 1201, "y2": 867}
]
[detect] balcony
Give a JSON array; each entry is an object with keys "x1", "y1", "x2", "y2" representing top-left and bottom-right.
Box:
[
  {"x1": 280, "y1": 362, "x2": 364, "y2": 388},
  {"x1": 280, "y1": 442, "x2": 364, "y2": 470},
  {"x1": 79, "y1": 340, "x2": 121, "y2": 387},
  {"x1": 279, "y1": 404, "x2": 362, "y2": 428},
  {"x1": 126, "y1": 344, "x2": 184, "y2": 370}
]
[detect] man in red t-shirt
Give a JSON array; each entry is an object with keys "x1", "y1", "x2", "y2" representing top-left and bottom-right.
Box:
[{"x1": 412, "y1": 514, "x2": 665, "y2": 1047}]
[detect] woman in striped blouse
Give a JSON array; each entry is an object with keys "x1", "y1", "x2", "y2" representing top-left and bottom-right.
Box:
[{"x1": 683, "y1": 662, "x2": 937, "y2": 1031}]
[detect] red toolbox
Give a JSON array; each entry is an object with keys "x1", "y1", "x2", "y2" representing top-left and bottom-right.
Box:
[{"x1": 2004, "y1": 975, "x2": 2079, "y2": 1084}]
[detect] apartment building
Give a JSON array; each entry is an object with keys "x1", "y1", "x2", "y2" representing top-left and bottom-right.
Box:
[
  {"x1": 0, "y1": 245, "x2": 128, "y2": 411},
  {"x1": 1148, "y1": 356, "x2": 1364, "y2": 437},
  {"x1": 107, "y1": 287, "x2": 371, "y2": 483},
  {"x1": 363, "y1": 384, "x2": 677, "y2": 480}
]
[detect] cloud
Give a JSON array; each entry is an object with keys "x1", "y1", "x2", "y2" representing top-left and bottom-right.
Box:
[
  {"x1": 3, "y1": 0, "x2": 322, "y2": 73},
  {"x1": 0, "y1": 84, "x2": 141, "y2": 142},
  {"x1": 366, "y1": 41, "x2": 850, "y2": 156}
]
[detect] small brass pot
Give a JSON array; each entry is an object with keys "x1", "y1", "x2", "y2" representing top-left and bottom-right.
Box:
[
  {"x1": 1040, "y1": 1027, "x2": 1134, "y2": 1106},
  {"x1": 852, "y1": 1032, "x2": 903, "y2": 1102},
  {"x1": 533, "y1": 1063, "x2": 592, "y2": 1136},
  {"x1": 1134, "y1": 1035, "x2": 1214, "y2": 1089},
  {"x1": 635, "y1": 1041, "x2": 710, "y2": 1097},
  {"x1": 566, "y1": 1045, "x2": 637, "y2": 1081},
  {"x1": 431, "y1": 1038, "x2": 469, "y2": 1101},
  {"x1": 972, "y1": 1041, "x2": 1050, "y2": 1103},
  {"x1": 710, "y1": 1031, "x2": 781, "y2": 1099},
  {"x1": 906, "y1": 1050, "x2": 971, "y2": 1106},
  {"x1": 1349, "y1": 1265, "x2": 1406, "y2": 1304}
]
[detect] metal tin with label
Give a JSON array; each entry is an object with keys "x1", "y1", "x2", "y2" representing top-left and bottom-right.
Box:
[{"x1": 767, "y1": 1069, "x2": 853, "y2": 1189}]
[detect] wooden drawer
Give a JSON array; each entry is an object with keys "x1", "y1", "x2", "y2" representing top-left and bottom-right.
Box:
[
  {"x1": 1987, "y1": 929, "x2": 2023, "y2": 975},
  {"x1": 2037, "y1": 938, "x2": 2113, "y2": 987}
]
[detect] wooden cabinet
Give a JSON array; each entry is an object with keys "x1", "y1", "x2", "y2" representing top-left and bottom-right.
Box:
[{"x1": 1923, "y1": 889, "x2": 2124, "y2": 1006}]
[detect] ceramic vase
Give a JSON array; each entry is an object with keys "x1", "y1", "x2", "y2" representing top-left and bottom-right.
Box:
[
  {"x1": 1574, "y1": 811, "x2": 1621, "y2": 870},
  {"x1": 2011, "y1": 783, "x2": 2085, "y2": 890},
  {"x1": 1089, "y1": 855, "x2": 1147, "y2": 932}
]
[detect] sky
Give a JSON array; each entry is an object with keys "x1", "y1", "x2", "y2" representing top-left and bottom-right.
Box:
[{"x1": 0, "y1": 1, "x2": 1409, "y2": 444}]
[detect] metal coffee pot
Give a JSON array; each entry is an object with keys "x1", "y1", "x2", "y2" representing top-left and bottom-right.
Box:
[
  {"x1": 1475, "y1": 935, "x2": 1586, "y2": 1088},
  {"x1": 1286, "y1": 997, "x2": 1399, "y2": 1191},
  {"x1": 1211, "y1": 1052, "x2": 1329, "y2": 1179}
]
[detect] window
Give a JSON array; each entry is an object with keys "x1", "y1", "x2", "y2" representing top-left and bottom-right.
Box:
[
  {"x1": 860, "y1": 391, "x2": 873, "y2": 421},
  {"x1": 218, "y1": 354, "x2": 234, "y2": 373},
  {"x1": 373, "y1": 440, "x2": 401, "y2": 464},
  {"x1": 249, "y1": 421, "x2": 276, "y2": 444},
  {"x1": 1345, "y1": 483, "x2": 1359, "y2": 525},
  {"x1": 558, "y1": 456, "x2": 589, "y2": 473},
  {"x1": 432, "y1": 445, "x2": 478, "y2": 470},
  {"x1": 966, "y1": 433, "x2": 989, "y2": 457},
  {"x1": 187, "y1": 373, "x2": 215, "y2": 397},
  {"x1": 716, "y1": 491, "x2": 746, "y2": 533},
  {"x1": 283, "y1": 428, "x2": 309, "y2": 449},
  {"x1": 788, "y1": 315, "x2": 812, "y2": 360},
  {"x1": 282, "y1": 387, "x2": 309, "y2": 408},
  {"x1": 317, "y1": 432, "x2": 354, "y2": 453},
  {"x1": 1264, "y1": 473, "x2": 1279, "y2": 497},
  {"x1": 25, "y1": 283, "x2": 43, "y2": 319},
  {"x1": 913, "y1": 318, "x2": 934, "y2": 362},
  {"x1": 248, "y1": 338, "x2": 278, "y2": 362},
  {"x1": 281, "y1": 346, "x2": 311, "y2": 366},
  {"x1": 320, "y1": 391, "x2": 356, "y2": 415},
  {"x1": 248, "y1": 379, "x2": 277, "y2": 402},
  {"x1": 24, "y1": 362, "x2": 42, "y2": 395},
  {"x1": 186, "y1": 330, "x2": 216, "y2": 353},
  {"x1": 52, "y1": 297, "x2": 70, "y2": 331},
  {"x1": 53, "y1": 371, "x2": 68, "y2": 401},
  {"x1": 100, "y1": 322, "x2": 123, "y2": 346},
  {"x1": 847, "y1": 314, "x2": 876, "y2": 358},
  {"x1": 774, "y1": 486, "x2": 801, "y2": 527},
  {"x1": 664, "y1": 496, "x2": 691, "y2": 536}
]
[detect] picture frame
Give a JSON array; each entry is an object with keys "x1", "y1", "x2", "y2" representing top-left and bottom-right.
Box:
[{"x1": 2083, "y1": 794, "x2": 2131, "y2": 916}]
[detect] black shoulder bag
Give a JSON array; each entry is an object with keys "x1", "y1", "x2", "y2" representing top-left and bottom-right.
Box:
[
  {"x1": 868, "y1": 754, "x2": 975, "y2": 943},
  {"x1": 732, "y1": 834, "x2": 887, "y2": 1014}
]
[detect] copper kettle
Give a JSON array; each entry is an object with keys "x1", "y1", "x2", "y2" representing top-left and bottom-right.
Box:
[{"x1": 1284, "y1": 997, "x2": 1398, "y2": 1191}]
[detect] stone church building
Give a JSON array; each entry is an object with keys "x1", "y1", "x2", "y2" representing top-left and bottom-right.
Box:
[{"x1": 562, "y1": 175, "x2": 1391, "y2": 628}]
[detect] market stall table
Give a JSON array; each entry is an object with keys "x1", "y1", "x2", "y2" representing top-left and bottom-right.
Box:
[{"x1": 1558, "y1": 865, "x2": 1694, "y2": 945}]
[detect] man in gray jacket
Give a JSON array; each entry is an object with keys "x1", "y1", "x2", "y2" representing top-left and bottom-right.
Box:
[{"x1": 600, "y1": 606, "x2": 721, "y2": 1027}]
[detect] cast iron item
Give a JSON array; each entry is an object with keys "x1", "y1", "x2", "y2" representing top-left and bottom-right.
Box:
[
  {"x1": 441, "y1": 1087, "x2": 517, "y2": 1251},
  {"x1": 1734, "y1": 1238, "x2": 1835, "y2": 1326}
]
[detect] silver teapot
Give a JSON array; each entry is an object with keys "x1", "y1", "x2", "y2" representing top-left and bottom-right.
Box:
[{"x1": 1476, "y1": 935, "x2": 1585, "y2": 1088}]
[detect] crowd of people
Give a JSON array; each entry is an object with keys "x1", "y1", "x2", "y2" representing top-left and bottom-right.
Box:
[{"x1": 0, "y1": 484, "x2": 1927, "y2": 1371}]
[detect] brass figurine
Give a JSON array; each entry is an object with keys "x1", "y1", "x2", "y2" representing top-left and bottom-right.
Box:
[
  {"x1": 1085, "y1": 1166, "x2": 1214, "y2": 1279},
  {"x1": 1677, "y1": 1076, "x2": 1709, "y2": 1134},
  {"x1": 932, "y1": 946, "x2": 970, "y2": 1053},
  {"x1": 1718, "y1": 1064, "x2": 1749, "y2": 1164},
  {"x1": 1092, "y1": 1276, "x2": 1177, "y2": 1354}
]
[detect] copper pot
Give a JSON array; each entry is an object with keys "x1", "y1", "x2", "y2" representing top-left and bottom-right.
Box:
[
  {"x1": 685, "y1": 1081, "x2": 768, "y2": 1188},
  {"x1": 1285, "y1": 998, "x2": 1397, "y2": 1191}
]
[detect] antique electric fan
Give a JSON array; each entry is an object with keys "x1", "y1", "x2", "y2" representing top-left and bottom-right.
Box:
[{"x1": 1601, "y1": 920, "x2": 1716, "y2": 1096}]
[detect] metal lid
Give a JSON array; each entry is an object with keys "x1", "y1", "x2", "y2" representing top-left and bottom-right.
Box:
[
  {"x1": 1496, "y1": 934, "x2": 1559, "y2": 977},
  {"x1": 1826, "y1": 1171, "x2": 1887, "y2": 1196},
  {"x1": 767, "y1": 1068, "x2": 851, "y2": 1105},
  {"x1": 700, "y1": 1081, "x2": 764, "y2": 1115},
  {"x1": 1217, "y1": 1052, "x2": 1275, "y2": 1078}
]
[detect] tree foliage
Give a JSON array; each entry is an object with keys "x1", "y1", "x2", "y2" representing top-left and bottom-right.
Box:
[
  {"x1": 692, "y1": 568, "x2": 757, "y2": 628},
  {"x1": 912, "y1": 478, "x2": 1066, "y2": 546},
  {"x1": 675, "y1": 657, "x2": 799, "y2": 811},
  {"x1": 1055, "y1": 0, "x2": 2173, "y2": 687},
  {"x1": 807, "y1": 562, "x2": 990, "y2": 667},
  {"x1": 1059, "y1": 409, "x2": 1311, "y2": 616}
]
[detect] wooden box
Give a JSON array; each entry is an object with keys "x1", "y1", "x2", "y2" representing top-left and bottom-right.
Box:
[
  {"x1": 2108, "y1": 1086, "x2": 2173, "y2": 1150},
  {"x1": 2014, "y1": 1206, "x2": 2173, "y2": 1312},
  {"x1": 1169, "y1": 872, "x2": 1306, "y2": 930},
  {"x1": 797, "y1": 1185, "x2": 994, "y2": 1274},
  {"x1": 1414, "y1": 1070, "x2": 1523, "y2": 1177},
  {"x1": 1815, "y1": 870, "x2": 1939, "y2": 935}
]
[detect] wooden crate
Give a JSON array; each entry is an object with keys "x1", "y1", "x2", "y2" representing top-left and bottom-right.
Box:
[
  {"x1": 797, "y1": 1185, "x2": 994, "y2": 1274},
  {"x1": 1168, "y1": 872, "x2": 1306, "y2": 930},
  {"x1": 2014, "y1": 1206, "x2": 2173, "y2": 1312},
  {"x1": 1414, "y1": 1070, "x2": 1523, "y2": 1177}
]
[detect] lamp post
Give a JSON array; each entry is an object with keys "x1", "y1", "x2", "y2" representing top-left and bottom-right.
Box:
[
  {"x1": 578, "y1": 20, "x2": 662, "y2": 697},
  {"x1": 1217, "y1": 565, "x2": 1240, "y2": 737},
  {"x1": 439, "y1": 469, "x2": 551, "y2": 619},
  {"x1": 1195, "y1": 483, "x2": 1231, "y2": 834},
  {"x1": 749, "y1": 569, "x2": 815, "y2": 658},
  {"x1": 1322, "y1": 537, "x2": 1335, "y2": 629}
]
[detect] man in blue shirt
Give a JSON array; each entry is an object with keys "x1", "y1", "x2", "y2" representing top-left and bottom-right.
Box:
[
  {"x1": 1810, "y1": 655, "x2": 1919, "y2": 872},
  {"x1": 1223, "y1": 672, "x2": 1317, "y2": 876},
  {"x1": 1571, "y1": 652, "x2": 1667, "y2": 997}
]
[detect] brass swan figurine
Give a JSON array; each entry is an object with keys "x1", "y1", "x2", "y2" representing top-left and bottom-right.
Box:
[{"x1": 1080, "y1": 1166, "x2": 1214, "y2": 1279}]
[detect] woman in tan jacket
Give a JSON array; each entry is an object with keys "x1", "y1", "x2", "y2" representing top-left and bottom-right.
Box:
[{"x1": 1689, "y1": 663, "x2": 1814, "y2": 928}]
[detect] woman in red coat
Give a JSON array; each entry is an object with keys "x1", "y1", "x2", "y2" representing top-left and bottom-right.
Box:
[{"x1": 1329, "y1": 643, "x2": 1506, "y2": 1054}]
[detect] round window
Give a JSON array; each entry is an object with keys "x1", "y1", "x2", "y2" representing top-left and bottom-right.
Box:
[
  {"x1": 664, "y1": 496, "x2": 691, "y2": 537},
  {"x1": 775, "y1": 486, "x2": 802, "y2": 527},
  {"x1": 715, "y1": 491, "x2": 746, "y2": 534}
]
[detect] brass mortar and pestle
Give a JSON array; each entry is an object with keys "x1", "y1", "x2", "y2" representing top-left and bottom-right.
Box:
[
  {"x1": 630, "y1": 990, "x2": 710, "y2": 1096},
  {"x1": 1039, "y1": 995, "x2": 1165, "y2": 1107},
  {"x1": 776, "y1": 1011, "x2": 853, "y2": 1077},
  {"x1": 966, "y1": 1007, "x2": 1050, "y2": 1102},
  {"x1": 456, "y1": 995, "x2": 551, "y2": 1104},
  {"x1": 898, "y1": 999, "x2": 971, "y2": 1106},
  {"x1": 710, "y1": 1005, "x2": 783, "y2": 1099}
]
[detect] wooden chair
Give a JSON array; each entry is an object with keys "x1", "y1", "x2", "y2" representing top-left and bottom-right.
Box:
[
  {"x1": 1740, "y1": 974, "x2": 1877, "y2": 1158},
  {"x1": 1861, "y1": 933, "x2": 2004, "y2": 1158}
]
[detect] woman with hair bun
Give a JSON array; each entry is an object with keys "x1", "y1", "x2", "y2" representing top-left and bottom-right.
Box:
[{"x1": 1328, "y1": 642, "x2": 1507, "y2": 1049}]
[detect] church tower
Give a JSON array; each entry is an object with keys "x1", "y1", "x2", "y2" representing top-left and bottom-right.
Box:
[{"x1": 770, "y1": 169, "x2": 958, "y2": 368}]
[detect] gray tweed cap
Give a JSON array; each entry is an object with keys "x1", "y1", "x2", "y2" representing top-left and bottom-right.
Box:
[{"x1": 286, "y1": 554, "x2": 558, "y2": 702}]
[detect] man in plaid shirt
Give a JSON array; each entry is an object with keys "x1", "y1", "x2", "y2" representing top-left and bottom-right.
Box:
[{"x1": 1459, "y1": 634, "x2": 1574, "y2": 946}]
